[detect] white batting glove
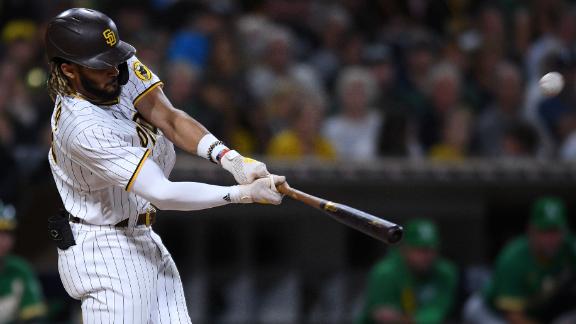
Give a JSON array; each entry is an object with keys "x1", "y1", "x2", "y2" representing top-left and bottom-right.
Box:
[
  {"x1": 221, "y1": 150, "x2": 270, "y2": 184},
  {"x1": 231, "y1": 175, "x2": 285, "y2": 205}
]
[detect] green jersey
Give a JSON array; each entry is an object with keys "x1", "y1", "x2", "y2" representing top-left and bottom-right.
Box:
[
  {"x1": 357, "y1": 251, "x2": 458, "y2": 324},
  {"x1": 0, "y1": 255, "x2": 46, "y2": 323},
  {"x1": 483, "y1": 235, "x2": 576, "y2": 315}
]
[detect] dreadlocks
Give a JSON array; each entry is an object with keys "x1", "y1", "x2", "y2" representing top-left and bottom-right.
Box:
[{"x1": 47, "y1": 59, "x2": 74, "y2": 101}]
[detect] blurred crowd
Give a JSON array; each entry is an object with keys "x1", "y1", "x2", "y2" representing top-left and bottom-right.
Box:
[{"x1": 3, "y1": 0, "x2": 576, "y2": 188}]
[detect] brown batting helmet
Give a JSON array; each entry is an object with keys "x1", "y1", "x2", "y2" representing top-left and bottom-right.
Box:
[{"x1": 45, "y1": 8, "x2": 135, "y2": 69}]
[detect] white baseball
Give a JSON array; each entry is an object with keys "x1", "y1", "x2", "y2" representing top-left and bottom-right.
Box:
[{"x1": 539, "y1": 72, "x2": 564, "y2": 96}]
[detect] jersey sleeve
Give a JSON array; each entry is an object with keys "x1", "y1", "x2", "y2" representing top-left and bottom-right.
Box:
[
  {"x1": 15, "y1": 260, "x2": 46, "y2": 320},
  {"x1": 356, "y1": 258, "x2": 402, "y2": 324},
  {"x1": 123, "y1": 55, "x2": 163, "y2": 106},
  {"x1": 70, "y1": 125, "x2": 151, "y2": 191},
  {"x1": 491, "y1": 243, "x2": 529, "y2": 312}
]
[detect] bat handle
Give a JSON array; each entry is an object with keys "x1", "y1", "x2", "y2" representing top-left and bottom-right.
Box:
[{"x1": 276, "y1": 182, "x2": 293, "y2": 196}]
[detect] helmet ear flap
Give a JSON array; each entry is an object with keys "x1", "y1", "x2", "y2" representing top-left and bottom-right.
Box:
[{"x1": 118, "y1": 62, "x2": 129, "y2": 85}]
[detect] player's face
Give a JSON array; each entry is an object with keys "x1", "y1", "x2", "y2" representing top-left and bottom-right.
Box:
[
  {"x1": 62, "y1": 62, "x2": 121, "y2": 102},
  {"x1": 529, "y1": 228, "x2": 564, "y2": 258},
  {"x1": 77, "y1": 65, "x2": 121, "y2": 102},
  {"x1": 0, "y1": 231, "x2": 14, "y2": 257},
  {"x1": 403, "y1": 246, "x2": 438, "y2": 274}
]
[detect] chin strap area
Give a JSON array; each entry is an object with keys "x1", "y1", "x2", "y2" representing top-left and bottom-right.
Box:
[{"x1": 118, "y1": 61, "x2": 129, "y2": 85}]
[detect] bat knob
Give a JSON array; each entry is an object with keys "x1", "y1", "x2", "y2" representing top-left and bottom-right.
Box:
[{"x1": 386, "y1": 226, "x2": 404, "y2": 244}]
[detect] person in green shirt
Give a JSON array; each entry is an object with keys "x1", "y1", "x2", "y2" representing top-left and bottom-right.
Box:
[
  {"x1": 0, "y1": 201, "x2": 46, "y2": 323},
  {"x1": 464, "y1": 196, "x2": 576, "y2": 324},
  {"x1": 357, "y1": 219, "x2": 458, "y2": 324}
]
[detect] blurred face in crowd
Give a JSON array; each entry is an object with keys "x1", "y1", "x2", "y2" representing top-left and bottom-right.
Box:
[
  {"x1": 495, "y1": 65, "x2": 522, "y2": 112},
  {"x1": 443, "y1": 109, "x2": 472, "y2": 150},
  {"x1": 431, "y1": 74, "x2": 459, "y2": 112},
  {"x1": 480, "y1": 7, "x2": 504, "y2": 39},
  {"x1": 370, "y1": 61, "x2": 395, "y2": 91},
  {"x1": 342, "y1": 80, "x2": 368, "y2": 118},
  {"x1": 0, "y1": 231, "x2": 14, "y2": 258},
  {"x1": 212, "y1": 36, "x2": 238, "y2": 75},
  {"x1": 267, "y1": 39, "x2": 290, "y2": 72},
  {"x1": 407, "y1": 47, "x2": 434, "y2": 77},
  {"x1": 403, "y1": 246, "x2": 438, "y2": 274},
  {"x1": 61, "y1": 63, "x2": 121, "y2": 102},
  {"x1": 529, "y1": 227, "x2": 564, "y2": 259},
  {"x1": 7, "y1": 39, "x2": 37, "y2": 68},
  {"x1": 294, "y1": 98, "x2": 324, "y2": 141},
  {"x1": 165, "y1": 62, "x2": 197, "y2": 105}
]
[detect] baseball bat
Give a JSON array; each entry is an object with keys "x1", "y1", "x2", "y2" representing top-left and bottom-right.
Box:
[{"x1": 276, "y1": 182, "x2": 403, "y2": 244}]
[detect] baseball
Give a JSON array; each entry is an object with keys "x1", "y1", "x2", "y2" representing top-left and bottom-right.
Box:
[{"x1": 539, "y1": 72, "x2": 564, "y2": 96}]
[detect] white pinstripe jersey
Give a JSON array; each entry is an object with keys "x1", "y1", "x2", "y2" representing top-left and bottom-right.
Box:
[{"x1": 49, "y1": 56, "x2": 176, "y2": 226}]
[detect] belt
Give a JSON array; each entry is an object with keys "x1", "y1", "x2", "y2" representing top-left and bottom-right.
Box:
[{"x1": 68, "y1": 209, "x2": 156, "y2": 227}]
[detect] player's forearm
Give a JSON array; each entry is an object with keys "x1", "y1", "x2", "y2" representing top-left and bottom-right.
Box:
[
  {"x1": 163, "y1": 109, "x2": 209, "y2": 154},
  {"x1": 132, "y1": 158, "x2": 236, "y2": 210}
]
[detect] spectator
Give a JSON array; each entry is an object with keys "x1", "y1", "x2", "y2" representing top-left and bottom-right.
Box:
[
  {"x1": 0, "y1": 201, "x2": 47, "y2": 323},
  {"x1": 247, "y1": 25, "x2": 322, "y2": 103},
  {"x1": 262, "y1": 79, "x2": 302, "y2": 136},
  {"x1": 501, "y1": 121, "x2": 541, "y2": 158},
  {"x1": 430, "y1": 108, "x2": 473, "y2": 161},
  {"x1": 464, "y1": 197, "x2": 576, "y2": 324},
  {"x1": 475, "y1": 62, "x2": 527, "y2": 157},
  {"x1": 323, "y1": 66, "x2": 382, "y2": 161},
  {"x1": 308, "y1": 4, "x2": 350, "y2": 86},
  {"x1": 357, "y1": 219, "x2": 458, "y2": 324},
  {"x1": 163, "y1": 60, "x2": 199, "y2": 116},
  {"x1": 418, "y1": 62, "x2": 468, "y2": 153},
  {"x1": 267, "y1": 92, "x2": 335, "y2": 159}
]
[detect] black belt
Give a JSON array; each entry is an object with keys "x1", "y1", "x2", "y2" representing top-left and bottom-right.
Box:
[{"x1": 68, "y1": 209, "x2": 156, "y2": 227}]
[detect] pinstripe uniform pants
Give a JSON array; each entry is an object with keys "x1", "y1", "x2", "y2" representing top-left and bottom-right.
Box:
[{"x1": 57, "y1": 222, "x2": 192, "y2": 323}]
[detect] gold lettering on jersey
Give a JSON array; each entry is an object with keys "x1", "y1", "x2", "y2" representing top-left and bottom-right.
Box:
[
  {"x1": 133, "y1": 61, "x2": 152, "y2": 81},
  {"x1": 103, "y1": 29, "x2": 116, "y2": 47},
  {"x1": 133, "y1": 112, "x2": 157, "y2": 147}
]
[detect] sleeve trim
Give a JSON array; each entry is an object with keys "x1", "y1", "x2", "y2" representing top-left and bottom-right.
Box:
[
  {"x1": 125, "y1": 149, "x2": 151, "y2": 192},
  {"x1": 133, "y1": 81, "x2": 164, "y2": 106},
  {"x1": 19, "y1": 303, "x2": 47, "y2": 320},
  {"x1": 496, "y1": 297, "x2": 526, "y2": 311}
]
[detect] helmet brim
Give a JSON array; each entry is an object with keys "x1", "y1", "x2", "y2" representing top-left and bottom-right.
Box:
[{"x1": 75, "y1": 40, "x2": 135, "y2": 69}]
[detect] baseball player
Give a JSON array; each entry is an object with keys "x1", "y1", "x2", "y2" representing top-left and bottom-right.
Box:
[
  {"x1": 45, "y1": 8, "x2": 285, "y2": 323},
  {"x1": 0, "y1": 201, "x2": 47, "y2": 323}
]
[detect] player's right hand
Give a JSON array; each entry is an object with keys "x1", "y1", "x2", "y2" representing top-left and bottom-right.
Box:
[{"x1": 231, "y1": 175, "x2": 285, "y2": 205}]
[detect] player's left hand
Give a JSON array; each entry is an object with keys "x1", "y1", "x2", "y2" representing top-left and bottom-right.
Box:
[{"x1": 220, "y1": 150, "x2": 270, "y2": 184}]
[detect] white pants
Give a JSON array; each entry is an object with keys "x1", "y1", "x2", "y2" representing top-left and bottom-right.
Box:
[{"x1": 58, "y1": 222, "x2": 192, "y2": 324}]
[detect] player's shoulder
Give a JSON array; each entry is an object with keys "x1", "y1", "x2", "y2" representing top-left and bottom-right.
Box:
[
  {"x1": 3, "y1": 255, "x2": 35, "y2": 275},
  {"x1": 498, "y1": 236, "x2": 530, "y2": 263},
  {"x1": 126, "y1": 55, "x2": 156, "y2": 83},
  {"x1": 372, "y1": 250, "x2": 404, "y2": 277}
]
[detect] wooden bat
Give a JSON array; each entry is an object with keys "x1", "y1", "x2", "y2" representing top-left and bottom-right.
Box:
[{"x1": 277, "y1": 182, "x2": 403, "y2": 244}]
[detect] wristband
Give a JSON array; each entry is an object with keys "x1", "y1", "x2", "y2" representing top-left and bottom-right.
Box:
[
  {"x1": 197, "y1": 134, "x2": 229, "y2": 163},
  {"x1": 197, "y1": 134, "x2": 219, "y2": 160},
  {"x1": 216, "y1": 148, "x2": 231, "y2": 163}
]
